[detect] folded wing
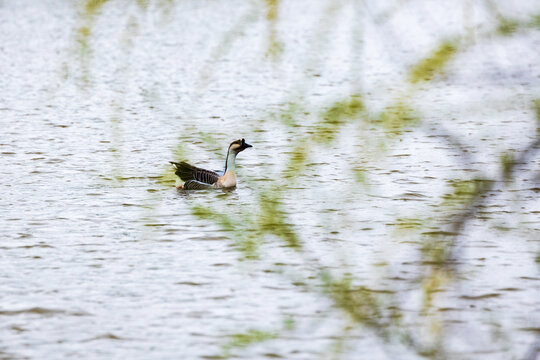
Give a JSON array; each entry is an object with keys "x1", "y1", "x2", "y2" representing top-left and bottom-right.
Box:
[
  {"x1": 182, "y1": 180, "x2": 215, "y2": 190},
  {"x1": 170, "y1": 161, "x2": 220, "y2": 185}
]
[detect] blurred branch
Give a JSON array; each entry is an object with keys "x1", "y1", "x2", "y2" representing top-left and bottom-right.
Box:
[{"x1": 524, "y1": 334, "x2": 540, "y2": 360}]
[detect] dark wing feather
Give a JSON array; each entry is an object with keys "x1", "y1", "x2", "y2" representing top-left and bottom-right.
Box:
[
  {"x1": 170, "y1": 161, "x2": 220, "y2": 184},
  {"x1": 182, "y1": 180, "x2": 214, "y2": 190}
]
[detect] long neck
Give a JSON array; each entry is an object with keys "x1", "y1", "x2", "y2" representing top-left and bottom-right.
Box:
[{"x1": 224, "y1": 148, "x2": 237, "y2": 173}]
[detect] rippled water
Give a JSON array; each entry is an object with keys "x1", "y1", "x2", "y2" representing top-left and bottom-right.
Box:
[{"x1": 1, "y1": 0, "x2": 539, "y2": 359}]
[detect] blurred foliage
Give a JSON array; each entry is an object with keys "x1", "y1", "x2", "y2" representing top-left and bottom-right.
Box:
[
  {"x1": 409, "y1": 40, "x2": 458, "y2": 84},
  {"x1": 501, "y1": 152, "x2": 516, "y2": 181},
  {"x1": 279, "y1": 102, "x2": 305, "y2": 127},
  {"x1": 180, "y1": 2, "x2": 537, "y2": 355},
  {"x1": 222, "y1": 329, "x2": 278, "y2": 357},
  {"x1": 265, "y1": 0, "x2": 278, "y2": 21},
  {"x1": 374, "y1": 101, "x2": 419, "y2": 136},
  {"x1": 322, "y1": 273, "x2": 388, "y2": 332},
  {"x1": 220, "y1": 316, "x2": 296, "y2": 358},
  {"x1": 285, "y1": 140, "x2": 309, "y2": 177},
  {"x1": 84, "y1": 0, "x2": 110, "y2": 15},
  {"x1": 78, "y1": 0, "x2": 111, "y2": 50},
  {"x1": 190, "y1": 190, "x2": 299, "y2": 259},
  {"x1": 315, "y1": 96, "x2": 365, "y2": 143},
  {"x1": 71, "y1": 0, "x2": 540, "y2": 358},
  {"x1": 264, "y1": 0, "x2": 283, "y2": 58},
  {"x1": 155, "y1": 166, "x2": 177, "y2": 186},
  {"x1": 257, "y1": 192, "x2": 301, "y2": 249},
  {"x1": 497, "y1": 17, "x2": 520, "y2": 35},
  {"x1": 191, "y1": 205, "x2": 260, "y2": 259},
  {"x1": 440, "y1": 178, "x2": 492, "y2": 209},
  {"x1": 532, "y1": 14, "x2": 540, "y2": 29},
  {"x1": 496, "y1": 12, "x2": 540, "y2": 35}
]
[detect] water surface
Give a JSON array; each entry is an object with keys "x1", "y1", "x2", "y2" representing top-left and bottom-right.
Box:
[{"x1": 1, "y1": 0, "x2": 539, "y2": 359}]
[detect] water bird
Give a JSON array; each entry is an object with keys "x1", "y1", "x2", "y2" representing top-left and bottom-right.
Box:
[{"x1": 170, "y1": 138, "x2": 252, "y2": 190}]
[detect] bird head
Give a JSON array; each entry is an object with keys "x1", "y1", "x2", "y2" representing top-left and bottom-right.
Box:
[{"x1": 229, "y1": 138, "x2": 253, "y2": 154}]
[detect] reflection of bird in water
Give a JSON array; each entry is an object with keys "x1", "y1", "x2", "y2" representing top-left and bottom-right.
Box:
[{"x1": 170, "y1": 138, "x2": 252, "y2": 190}]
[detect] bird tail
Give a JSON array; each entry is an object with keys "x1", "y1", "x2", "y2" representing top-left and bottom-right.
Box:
[{"x1": 169, "y1": 161, "x2": 196, "y2": 181}]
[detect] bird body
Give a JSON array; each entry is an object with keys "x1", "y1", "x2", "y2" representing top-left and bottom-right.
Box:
[
  {"x1": 170, "y1": 138, "x2": 252, "y2": 190},
  {"x1": 216, "y1": 169, "x2": 237, "y2": 188}
]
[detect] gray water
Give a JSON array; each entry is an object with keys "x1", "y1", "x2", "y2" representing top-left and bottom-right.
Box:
[{"x1": 1, "y1": 0, "x2": 539, "y2": 359}]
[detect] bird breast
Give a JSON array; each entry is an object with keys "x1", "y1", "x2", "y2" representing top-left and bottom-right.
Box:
[{"x1": 216, "y1": 171, "x2": 237, "y2": 188}]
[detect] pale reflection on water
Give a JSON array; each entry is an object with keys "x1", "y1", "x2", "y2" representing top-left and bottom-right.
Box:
[{"x1": 0, "y1": 0, "x2": 539, "y2": 359}]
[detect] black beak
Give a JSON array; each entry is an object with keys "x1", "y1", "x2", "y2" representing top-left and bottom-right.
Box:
[{"x1": 242, "y1": 139, "x2": 253, "y2": 148}]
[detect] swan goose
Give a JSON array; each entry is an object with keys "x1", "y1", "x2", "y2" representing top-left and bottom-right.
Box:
[{"x1": 170, "y1": 138, "x2": 252, "y2": 190}]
